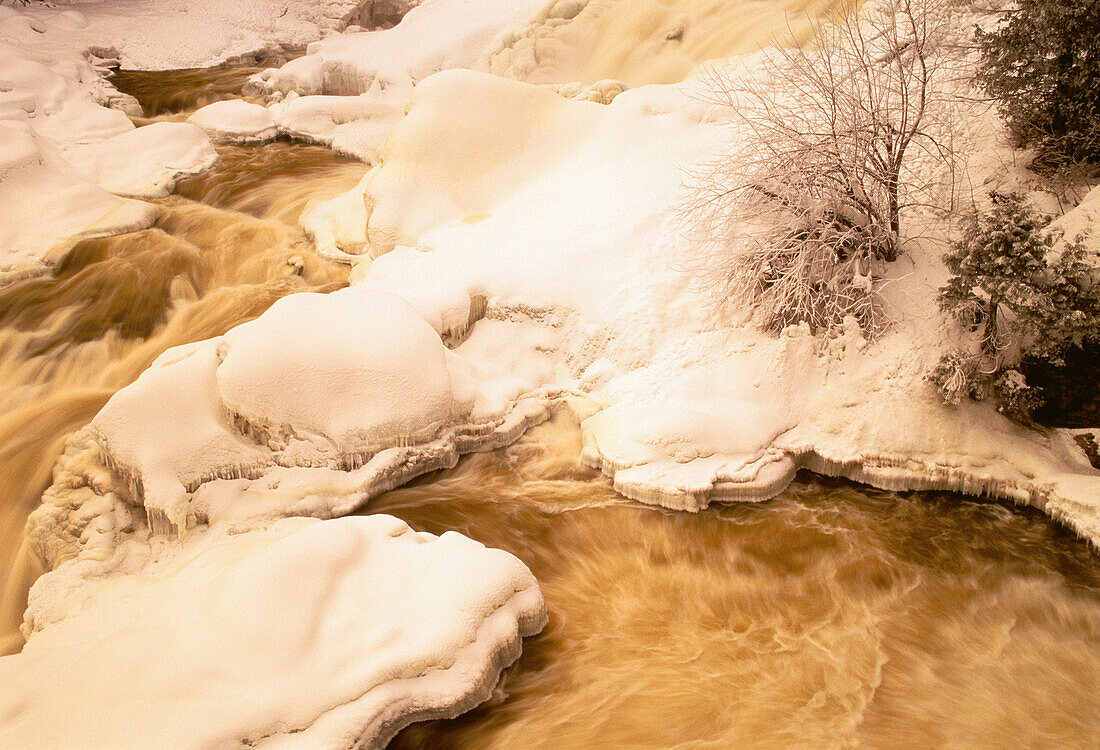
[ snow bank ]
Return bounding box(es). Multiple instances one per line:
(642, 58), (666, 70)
(342, 68), (1100, 541)
(258, 0), (551, 97)
(0, 6), (218, 278)
(2, 514), (546, 749)
(188, 99), (278, 144)
(15, 0), (394, 71)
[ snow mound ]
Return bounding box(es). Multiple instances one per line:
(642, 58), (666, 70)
(217, 290), (454, 454)
(82, 286), (560, 535)
(2, 514), (546, 749)
(188, 99), (279, 144)
(258, 0), (551, 98)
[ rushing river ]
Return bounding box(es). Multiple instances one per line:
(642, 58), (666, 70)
(1, 64), (1098, 746)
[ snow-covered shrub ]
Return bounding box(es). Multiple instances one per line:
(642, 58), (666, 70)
(926, 348), (983, 405)
(977, 0), (1100, 165)
(684, 0), (950, 335)
(934, 191), (1100, 421)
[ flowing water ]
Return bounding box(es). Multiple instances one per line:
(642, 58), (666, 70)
(385, 415), (1100, 748)
(0, 72), (365, 654)
(1, 54), (1099, 747)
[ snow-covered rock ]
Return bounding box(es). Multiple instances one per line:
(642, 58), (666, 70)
(61, 121), (218, 198)
(77, 286), (561, 536)
(2, 514), (546, 749)
(0, 122), (159, 282)
(188, 99), (279, 144)
(270, 93), (402, 159)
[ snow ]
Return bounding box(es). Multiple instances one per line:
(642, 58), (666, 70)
(0, 5), (218, 278)
(270, 92), (403, 159)
(0, 122), (159, 281)
(258, 0), (551, 98)
(14, 0), (386, 71)
(188, 99), (278, 144)
(62, 121), (218, 197)
(6, 0), (1100, 744)
(216, 290), (454, 455)
(81, 286), (562, 535)
(2, 514), (546, 749)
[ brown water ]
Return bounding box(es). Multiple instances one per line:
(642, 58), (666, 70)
(385, 415), (1100, 748)
(0, 72), (366, 654)
(3, 61), (1100, 747)
(108, 48), (300, 117)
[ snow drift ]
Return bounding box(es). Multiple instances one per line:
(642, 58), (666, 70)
(2, 514), (546, 749)
(344, 67), (1100, 541)
(0, 6), (217, 280)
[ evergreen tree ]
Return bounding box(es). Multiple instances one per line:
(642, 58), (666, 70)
(977, 0), (1100, 163)
(933, 192), (1100, 420)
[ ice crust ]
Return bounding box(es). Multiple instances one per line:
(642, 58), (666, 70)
(1, 515), (546, 749)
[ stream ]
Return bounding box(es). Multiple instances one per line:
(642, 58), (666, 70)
(0, 63), (1097, 747)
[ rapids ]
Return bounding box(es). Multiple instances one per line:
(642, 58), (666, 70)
(1, 56), (1098, 748)
(0, 71), (364, 654)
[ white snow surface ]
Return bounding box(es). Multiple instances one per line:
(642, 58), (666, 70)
(0, 6), (218, 279)
(2, 514), (546, 749)
(258, 0), (551, 97)
(188, 99), (278, 144)
(13, 0), (388, 71)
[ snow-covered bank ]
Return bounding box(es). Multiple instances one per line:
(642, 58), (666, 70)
(62, 286), (562, 536)
(0, 6), (219, 280)
(2, 514), (545, 749)
(13, 0), (389, 71)
(306, 64), (1099, 542)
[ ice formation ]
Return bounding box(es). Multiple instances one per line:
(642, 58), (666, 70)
(188, 100), (279, 144)
(2, 515), (546, 749)
(0, 7), (218, 278)
(75, 286), (560, 536)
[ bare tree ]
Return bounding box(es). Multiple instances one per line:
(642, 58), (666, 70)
(684, 0), (952, 334)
